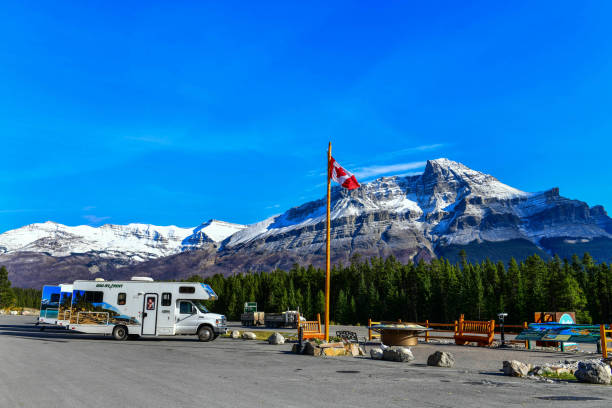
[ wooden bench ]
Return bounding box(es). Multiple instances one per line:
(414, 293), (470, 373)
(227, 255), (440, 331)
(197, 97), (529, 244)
(298, 313), (324, 340)
(368, 318), (381, 341)
(602, 324), (612, 358)
(454, 314), (495, 346)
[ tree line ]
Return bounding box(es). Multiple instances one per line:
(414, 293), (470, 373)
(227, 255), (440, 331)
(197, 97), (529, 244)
(0, 265), (42, 309)
(192, 252), (612, 325)
(2, 251), (612, 325)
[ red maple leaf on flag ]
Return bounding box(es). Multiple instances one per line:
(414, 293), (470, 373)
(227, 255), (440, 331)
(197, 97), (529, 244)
(329, 157), (360, 190)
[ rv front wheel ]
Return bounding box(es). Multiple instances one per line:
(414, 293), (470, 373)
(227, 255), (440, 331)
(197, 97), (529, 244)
(197, 325), (214, 342)
(112, 325), (128, 341)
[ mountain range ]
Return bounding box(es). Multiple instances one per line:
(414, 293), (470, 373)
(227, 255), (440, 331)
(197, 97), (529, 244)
(2, 158), (612, 288)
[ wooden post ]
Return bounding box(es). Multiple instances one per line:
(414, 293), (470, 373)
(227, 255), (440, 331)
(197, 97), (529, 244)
(368, 318), (372, 341)
(425, 320), (429, 342)
(523, 321), (529, 349)
(325, 142), (332, 342)
(296, 312), (301, 336)
(601, 324), (608, 358)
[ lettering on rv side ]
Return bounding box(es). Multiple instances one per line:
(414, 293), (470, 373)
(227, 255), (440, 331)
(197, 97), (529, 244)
(95, 283), (124, 288)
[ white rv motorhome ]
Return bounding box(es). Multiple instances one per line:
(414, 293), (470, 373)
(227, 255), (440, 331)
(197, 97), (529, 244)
(38, 284), (73, 328)
(67, 277), (226, 341)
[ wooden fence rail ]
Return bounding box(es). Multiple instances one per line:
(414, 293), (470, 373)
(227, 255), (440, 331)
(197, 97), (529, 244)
(369, 317), (529, 348)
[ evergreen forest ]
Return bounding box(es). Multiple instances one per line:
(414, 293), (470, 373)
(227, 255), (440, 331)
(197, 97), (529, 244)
(192, 252), (612, 325)
(3, 252), (612, 325)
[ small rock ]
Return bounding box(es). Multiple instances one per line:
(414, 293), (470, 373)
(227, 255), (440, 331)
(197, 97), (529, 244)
(231, 330), (241, 339)
(323, 347), (347, 356)
(303, 341), (322, 356)
(291, 343), (302, 354)
(553, 367), (571, 376)
(10, 310), (18, 315)
(383, 347), (414, 363)
(427, 351), (455, 368)
(503, 360), (529, 377)
(574, 362), (611, 385)
(370, 347), (383, 360)
(347, 343), (360, 357)
(268, 332), (285, 345)
(241, 331), (257, 340)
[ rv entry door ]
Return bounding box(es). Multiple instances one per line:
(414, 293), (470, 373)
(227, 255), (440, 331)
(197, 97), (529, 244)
(142, 294), (158, 335)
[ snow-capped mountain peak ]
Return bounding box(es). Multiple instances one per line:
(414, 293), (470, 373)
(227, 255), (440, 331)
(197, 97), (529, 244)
(0, 219), (246, 259)
(3, 158), (612, 288)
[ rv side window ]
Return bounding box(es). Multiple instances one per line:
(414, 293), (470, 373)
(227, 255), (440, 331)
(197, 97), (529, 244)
(84, 291), (104, 303)
(179, 301), (194, 315)
(179, 286), (195, 294)
(117, 293), (126, 305)
(50, 294), (60, 303)
(161, 293), (171, 306)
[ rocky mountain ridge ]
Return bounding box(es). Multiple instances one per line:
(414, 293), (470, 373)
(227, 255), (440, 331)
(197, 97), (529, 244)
(2, 158), (612, 287)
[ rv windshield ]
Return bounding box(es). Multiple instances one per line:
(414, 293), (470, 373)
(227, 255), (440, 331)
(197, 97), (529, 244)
(194, 302), (209, 314)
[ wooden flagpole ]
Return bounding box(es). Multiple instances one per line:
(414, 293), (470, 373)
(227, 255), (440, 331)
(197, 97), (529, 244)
(325, 141), (332, 342)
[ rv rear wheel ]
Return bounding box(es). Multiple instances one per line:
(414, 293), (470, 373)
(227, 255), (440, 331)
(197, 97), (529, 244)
(197, 325), (214, 342)
(112, 325), (128, 341)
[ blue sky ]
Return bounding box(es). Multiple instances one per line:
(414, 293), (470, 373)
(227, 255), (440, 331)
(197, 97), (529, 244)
(2, 1), (612, 233)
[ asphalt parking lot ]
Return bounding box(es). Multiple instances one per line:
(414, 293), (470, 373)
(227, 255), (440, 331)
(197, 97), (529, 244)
(0, 315), (609, 408)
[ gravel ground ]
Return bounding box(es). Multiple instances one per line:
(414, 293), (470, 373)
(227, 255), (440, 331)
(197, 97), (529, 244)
(1, 315), (609, 408)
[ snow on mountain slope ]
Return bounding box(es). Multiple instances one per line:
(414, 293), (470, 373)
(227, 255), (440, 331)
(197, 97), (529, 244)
(226, 158), (611, 251)
(0, 219), (245, 260)
(4, 157), (612, 289)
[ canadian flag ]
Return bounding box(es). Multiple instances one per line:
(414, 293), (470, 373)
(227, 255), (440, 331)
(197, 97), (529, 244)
(329, 157), (360, 190)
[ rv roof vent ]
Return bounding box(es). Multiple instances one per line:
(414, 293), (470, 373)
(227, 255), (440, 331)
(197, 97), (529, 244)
(94, 278), (105, 281)
(131, 276), (154, 282)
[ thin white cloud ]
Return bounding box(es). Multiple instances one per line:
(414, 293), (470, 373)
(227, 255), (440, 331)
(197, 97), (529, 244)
(395, 171), (424, 177)
(83, 215), (111, 224)
(265, 204), (281, 209)
(375, 143), (447, 161)
(354, 161), (427, 179)
(414, 143), (445, 151)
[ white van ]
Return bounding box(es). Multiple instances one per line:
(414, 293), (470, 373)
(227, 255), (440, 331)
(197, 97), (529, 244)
(67, 277), (226, 341)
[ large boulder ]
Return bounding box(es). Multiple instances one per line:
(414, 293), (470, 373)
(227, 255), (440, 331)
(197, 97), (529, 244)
(503, 360), (529, 377)
(370, 347), (384, 360)
(231, 330), (241, 339)
(241, 331), (257, 340)
(427, 351), (455, 368)
(268, 332), (285, 345)
(382, 347), (414, 363)
(574, 362), (612, 384)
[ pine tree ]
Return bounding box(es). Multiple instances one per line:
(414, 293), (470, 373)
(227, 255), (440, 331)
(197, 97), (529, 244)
(315, 290), (325, 319)
(505, 258), (526, 322)
(336, 289), (349, 323)
(0, 266), (15, 309)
